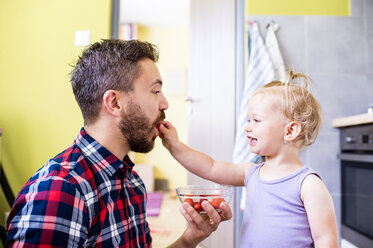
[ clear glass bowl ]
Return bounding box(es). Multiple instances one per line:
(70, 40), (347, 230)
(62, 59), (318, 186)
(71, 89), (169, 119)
(176, 184), (233, 214)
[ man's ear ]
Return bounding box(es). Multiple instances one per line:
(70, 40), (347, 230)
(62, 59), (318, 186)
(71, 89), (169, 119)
(102, 90), (123, 117)
(284, 121), (302, 143)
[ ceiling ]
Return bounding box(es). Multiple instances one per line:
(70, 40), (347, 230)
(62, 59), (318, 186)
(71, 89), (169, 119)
(119, 0), (190, 27)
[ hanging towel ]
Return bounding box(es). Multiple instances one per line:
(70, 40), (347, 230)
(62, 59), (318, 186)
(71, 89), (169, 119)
(265, 21), (286, 81)
(232, 22), (275, 211)
(233, 22), (274, 164)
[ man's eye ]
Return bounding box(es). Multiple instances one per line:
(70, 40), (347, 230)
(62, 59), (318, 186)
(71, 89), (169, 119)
(153, 90), (161, 94)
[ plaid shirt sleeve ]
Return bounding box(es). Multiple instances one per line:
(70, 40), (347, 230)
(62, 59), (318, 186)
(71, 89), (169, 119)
(7, 174), (89, 247)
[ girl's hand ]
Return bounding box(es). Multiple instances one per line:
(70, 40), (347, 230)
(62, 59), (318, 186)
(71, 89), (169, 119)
(157, 121), (179, 151)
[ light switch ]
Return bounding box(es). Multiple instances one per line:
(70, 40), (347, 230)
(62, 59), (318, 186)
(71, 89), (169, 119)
(74, 30), (91, 47)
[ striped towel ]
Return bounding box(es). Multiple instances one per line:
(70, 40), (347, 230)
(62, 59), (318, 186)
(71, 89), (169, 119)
(233, 22), (275, 210)
(265, 21), (286, 81)
(233, 22), (274, 164)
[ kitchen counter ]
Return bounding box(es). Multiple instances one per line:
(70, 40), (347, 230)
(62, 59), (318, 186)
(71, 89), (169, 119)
(147, 192), (186, 248)
(332, 113), (373, 128)
(147, 192), (206, 248)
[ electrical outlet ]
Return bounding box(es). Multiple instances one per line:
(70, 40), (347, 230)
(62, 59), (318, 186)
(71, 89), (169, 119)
(74, 30), (91, 47)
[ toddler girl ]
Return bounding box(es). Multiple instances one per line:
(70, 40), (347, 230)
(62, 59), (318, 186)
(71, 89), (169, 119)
(159, 71), (339, 248)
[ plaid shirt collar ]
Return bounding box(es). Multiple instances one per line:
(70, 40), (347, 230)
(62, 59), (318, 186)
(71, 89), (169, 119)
(75, 127), (135, 178)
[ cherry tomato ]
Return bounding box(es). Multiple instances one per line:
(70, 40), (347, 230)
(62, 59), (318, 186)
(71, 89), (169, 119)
(199, 198), (208, 203)
(193, 202), (203, 211)
(210, 198), (225, 209)
(156, 123), (162, 131)
(184, 198), (194, 206)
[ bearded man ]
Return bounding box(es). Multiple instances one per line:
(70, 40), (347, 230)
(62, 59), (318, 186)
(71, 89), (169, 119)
(6, 39), (232, 248)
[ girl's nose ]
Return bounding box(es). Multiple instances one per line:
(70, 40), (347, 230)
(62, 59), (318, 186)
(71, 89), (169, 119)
(245, 122), (251, 132)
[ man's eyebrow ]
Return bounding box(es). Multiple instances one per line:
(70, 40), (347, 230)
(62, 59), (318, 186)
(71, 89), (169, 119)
(151, 79), (163, 86)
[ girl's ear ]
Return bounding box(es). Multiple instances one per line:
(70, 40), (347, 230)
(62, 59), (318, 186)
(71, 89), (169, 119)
(284, 121), (302, 143)
(102, 90), (123, 117)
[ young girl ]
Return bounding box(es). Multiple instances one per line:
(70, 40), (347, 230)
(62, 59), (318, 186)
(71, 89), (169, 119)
(158, 71), (339, 248)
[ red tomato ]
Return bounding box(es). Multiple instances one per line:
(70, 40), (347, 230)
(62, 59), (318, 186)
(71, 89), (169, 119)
(184, 198), (194, 206)
(210, 198), (225, 209)
(193, 202), (203, 211)
(199, 198), (208, 203)
(156, 123), (162, 131)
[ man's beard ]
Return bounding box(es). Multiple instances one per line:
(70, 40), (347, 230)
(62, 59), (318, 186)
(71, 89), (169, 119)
(119, 101), (165, 153)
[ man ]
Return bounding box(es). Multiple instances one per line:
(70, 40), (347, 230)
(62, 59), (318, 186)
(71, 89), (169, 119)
(6, 39), (232, 247)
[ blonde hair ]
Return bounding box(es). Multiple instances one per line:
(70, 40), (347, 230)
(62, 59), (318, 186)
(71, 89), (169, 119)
(252, 70), (322, 148)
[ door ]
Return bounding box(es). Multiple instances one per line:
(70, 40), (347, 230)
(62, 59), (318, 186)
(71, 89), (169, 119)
(188, 0), (238, 247)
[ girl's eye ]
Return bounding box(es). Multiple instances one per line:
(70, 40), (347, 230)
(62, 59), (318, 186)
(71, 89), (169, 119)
(247, 118), (260, 123)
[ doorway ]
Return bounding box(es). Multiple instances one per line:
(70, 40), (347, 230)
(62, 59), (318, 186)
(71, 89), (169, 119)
(116, 0), (190, 192)
(115, 1), (191, 247)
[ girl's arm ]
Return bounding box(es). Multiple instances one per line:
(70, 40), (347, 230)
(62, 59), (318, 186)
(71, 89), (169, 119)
(301, 174), (339, 248)
(159, 121), (252, 186)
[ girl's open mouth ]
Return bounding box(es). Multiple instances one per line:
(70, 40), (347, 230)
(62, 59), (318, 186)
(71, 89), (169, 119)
(247, 136), (258, 146)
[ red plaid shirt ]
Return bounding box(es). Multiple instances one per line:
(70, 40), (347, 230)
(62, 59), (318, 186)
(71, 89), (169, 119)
(7, 128), (152, 247)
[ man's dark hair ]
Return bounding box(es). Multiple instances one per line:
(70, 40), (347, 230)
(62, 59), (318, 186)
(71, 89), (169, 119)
(71, 39), (159, 125)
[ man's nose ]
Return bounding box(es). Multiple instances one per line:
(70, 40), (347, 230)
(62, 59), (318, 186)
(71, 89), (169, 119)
(160, 95), (169, 111)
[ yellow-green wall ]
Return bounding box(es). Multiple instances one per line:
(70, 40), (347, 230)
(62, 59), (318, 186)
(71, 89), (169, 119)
(0, 0), (111, 227)
(135, 26), (189, 190)
(0, 0), (351, 232)
(246, 0), (350, 15)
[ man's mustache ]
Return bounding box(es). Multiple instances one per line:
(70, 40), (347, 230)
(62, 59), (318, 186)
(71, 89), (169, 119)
(152, 111), (166, 127)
